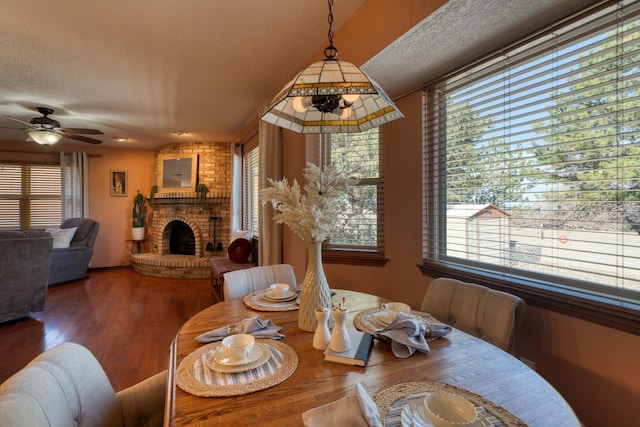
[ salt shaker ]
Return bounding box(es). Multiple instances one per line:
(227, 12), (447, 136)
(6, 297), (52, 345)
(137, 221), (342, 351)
(313, 308), (331, 350)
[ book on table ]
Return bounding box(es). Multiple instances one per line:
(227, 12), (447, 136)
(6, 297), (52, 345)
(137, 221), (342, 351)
(324, 330), (373, 366)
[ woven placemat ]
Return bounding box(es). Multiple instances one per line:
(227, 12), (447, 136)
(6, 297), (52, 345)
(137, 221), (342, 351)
(353, 308), (441, 342)
(373, 382), (527, 427)
(176, 340), (298, 397)
(243, 289), (299, 312)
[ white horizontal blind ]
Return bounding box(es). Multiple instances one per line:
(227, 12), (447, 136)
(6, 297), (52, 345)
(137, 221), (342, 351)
(325, 127), (384, 251)
(0, 163), (61, 230)
(424, 0), (640, 306)
(243, 144), (260, 237)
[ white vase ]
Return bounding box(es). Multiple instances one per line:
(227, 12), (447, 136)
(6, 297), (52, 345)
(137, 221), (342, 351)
(298, 240), (333, 332)
(131, 226), (145, 241)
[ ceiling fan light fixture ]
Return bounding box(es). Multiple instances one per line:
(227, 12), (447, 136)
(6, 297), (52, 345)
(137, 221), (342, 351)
(260, 0), (403, 134)
(28, 130), (62, 146)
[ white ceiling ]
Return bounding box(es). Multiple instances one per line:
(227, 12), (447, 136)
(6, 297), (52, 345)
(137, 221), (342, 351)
(0, 0), (597, 150)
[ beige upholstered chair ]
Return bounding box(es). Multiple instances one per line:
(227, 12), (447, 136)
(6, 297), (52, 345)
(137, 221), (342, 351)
(223, 264), (297, 300)
(0, 342), (165, 427)
(420, 277), (525, 354)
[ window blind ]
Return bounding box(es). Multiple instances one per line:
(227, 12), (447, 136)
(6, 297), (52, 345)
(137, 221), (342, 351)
(243, 145), (260, 237)
(423, 0), (640, 314)
(0, 163), (61, 230)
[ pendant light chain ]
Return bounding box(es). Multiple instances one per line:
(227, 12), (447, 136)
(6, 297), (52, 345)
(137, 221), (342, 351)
(324, 0), (338, 60)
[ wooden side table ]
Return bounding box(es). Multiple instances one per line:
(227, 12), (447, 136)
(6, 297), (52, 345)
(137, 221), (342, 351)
(209, 258), (254, 303)
(126, 239), (147, 254)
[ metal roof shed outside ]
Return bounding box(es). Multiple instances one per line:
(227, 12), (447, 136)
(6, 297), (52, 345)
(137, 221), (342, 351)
(446, 204), (510, 263)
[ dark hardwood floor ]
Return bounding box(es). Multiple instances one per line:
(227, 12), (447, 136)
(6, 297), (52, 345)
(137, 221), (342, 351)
(0, 268), (214, 391)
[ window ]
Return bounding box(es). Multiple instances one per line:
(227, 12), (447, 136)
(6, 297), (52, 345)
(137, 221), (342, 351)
(0, 163), (61, 230)
(422, 0), (640, 332)
(323, 127), (386, 266)
(243, 144), (259, 237)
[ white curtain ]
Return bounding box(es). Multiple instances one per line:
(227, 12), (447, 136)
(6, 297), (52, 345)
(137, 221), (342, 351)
(230, 143), (243, 234)
(60, 152), (89, 219)
(258, 121), (283, 265)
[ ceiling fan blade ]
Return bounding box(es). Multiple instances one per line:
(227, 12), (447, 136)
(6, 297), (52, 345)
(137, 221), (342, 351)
(1, 114), (31, 126)
(63, 127), (103, 135)
(66, 134), (102, 144)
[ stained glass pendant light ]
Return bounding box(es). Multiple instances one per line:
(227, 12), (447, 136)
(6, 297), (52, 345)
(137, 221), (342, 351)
(260, 0), (403, 134)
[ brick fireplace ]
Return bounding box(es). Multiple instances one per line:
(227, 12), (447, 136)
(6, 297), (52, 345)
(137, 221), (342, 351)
(130, 142), (232, 278)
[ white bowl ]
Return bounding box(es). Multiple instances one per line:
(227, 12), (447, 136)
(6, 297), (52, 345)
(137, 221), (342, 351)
(423, 392), (478, 426)
(268, 283), (290, 298)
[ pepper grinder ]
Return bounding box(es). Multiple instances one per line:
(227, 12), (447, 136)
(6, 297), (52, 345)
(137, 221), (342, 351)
(313, 308), (331, 350)
(329, 307), (351, 352)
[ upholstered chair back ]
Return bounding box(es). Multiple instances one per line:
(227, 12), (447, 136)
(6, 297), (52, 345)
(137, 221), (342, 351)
(60, 217), (100, 248)
(223, 264), (297, 300)
(0, 342), (165, 427)
(420, 277), (525, 354)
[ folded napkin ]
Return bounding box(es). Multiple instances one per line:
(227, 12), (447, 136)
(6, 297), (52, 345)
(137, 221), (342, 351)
(195, 316), (285, 343)
(302, 383), (382, 427)
(376, 312), (451, 358)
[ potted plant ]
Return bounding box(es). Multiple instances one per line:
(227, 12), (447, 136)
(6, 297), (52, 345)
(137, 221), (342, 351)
(196, 183), (209, 199)
(132, 190), (146, 241)
(148, 185), (158, 206)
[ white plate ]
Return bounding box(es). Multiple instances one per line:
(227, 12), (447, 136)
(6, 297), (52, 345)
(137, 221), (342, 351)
(262, 290), (296, 301)
(373, 311), (394, 327)
(211, 343), (263, 366)
(206, 343), (272, 373)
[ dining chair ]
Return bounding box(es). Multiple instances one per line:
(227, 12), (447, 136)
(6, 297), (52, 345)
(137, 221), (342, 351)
(420, 277), (525, 354)
(222, 264), (297, 300)
(0, 342), (165, 427)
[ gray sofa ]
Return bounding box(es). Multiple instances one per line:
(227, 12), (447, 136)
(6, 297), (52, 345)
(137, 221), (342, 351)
(0, 230), (53, 323)
(47, 218), (100, 286)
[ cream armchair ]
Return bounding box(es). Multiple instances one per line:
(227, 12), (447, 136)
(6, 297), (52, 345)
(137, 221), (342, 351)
(223, 264), (297, 300)
(420, 277), (525, 354)
(0, 342), (165, 427)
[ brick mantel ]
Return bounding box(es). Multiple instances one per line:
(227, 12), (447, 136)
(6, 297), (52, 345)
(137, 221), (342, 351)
(131, 141), (232, 279)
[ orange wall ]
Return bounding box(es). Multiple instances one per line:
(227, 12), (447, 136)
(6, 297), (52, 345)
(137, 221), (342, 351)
(85, 146), (154, 267)
(279, 1), (640, 425)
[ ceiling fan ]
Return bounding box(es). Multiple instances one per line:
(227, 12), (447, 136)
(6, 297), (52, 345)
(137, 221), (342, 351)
(2, 107), (103, 145)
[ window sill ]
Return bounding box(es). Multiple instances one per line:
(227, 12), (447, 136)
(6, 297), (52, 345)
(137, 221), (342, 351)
(419, 261), (640, 336)
(322, 250), (388, 267)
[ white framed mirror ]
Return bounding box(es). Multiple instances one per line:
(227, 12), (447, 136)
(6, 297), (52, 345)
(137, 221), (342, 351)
(158, 154), (197, 192)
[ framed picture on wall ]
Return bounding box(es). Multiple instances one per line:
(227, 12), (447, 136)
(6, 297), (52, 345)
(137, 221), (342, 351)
(110, 170), (127, 197)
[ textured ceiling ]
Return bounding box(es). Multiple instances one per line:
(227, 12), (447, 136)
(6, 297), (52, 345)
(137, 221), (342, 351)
(0, 0), (366, 149)
(0, 0), (597, 150)
(364, 0), (599, 100)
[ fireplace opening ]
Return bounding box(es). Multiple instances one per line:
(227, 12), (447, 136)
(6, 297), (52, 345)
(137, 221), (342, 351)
(168, 220), (195, 255)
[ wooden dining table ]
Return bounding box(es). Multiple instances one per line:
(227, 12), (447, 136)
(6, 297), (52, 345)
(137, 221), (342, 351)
(165, 289), (580, 426)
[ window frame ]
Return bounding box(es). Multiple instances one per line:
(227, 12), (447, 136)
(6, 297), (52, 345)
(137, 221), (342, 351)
(421, 0), (640, 335)
(322, 128), (387, 266)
